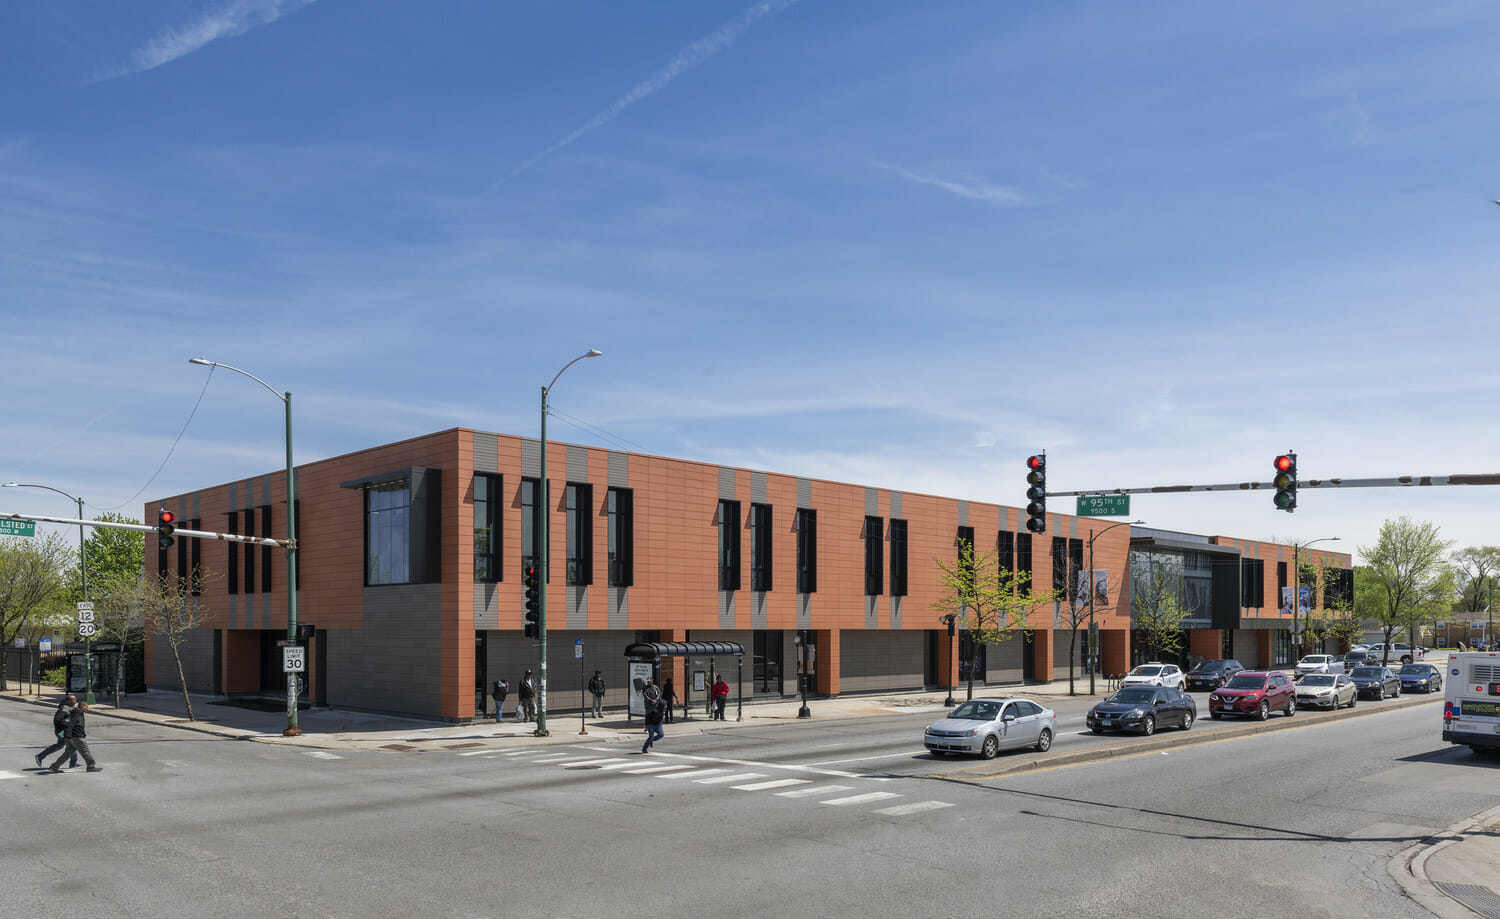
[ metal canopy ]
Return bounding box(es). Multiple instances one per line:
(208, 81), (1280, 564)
(623, 640), (746, 661)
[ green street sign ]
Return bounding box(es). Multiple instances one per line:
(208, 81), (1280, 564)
(0, 518), (38, 538)
(1077, 495), (1130, 517)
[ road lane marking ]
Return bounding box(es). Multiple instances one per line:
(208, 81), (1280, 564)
(804, 750), (928, 766)
(654, 768), (730, 780)
(694, 772), (766, 784)
(732, 778), (812, 791)
(821, 792), (902, 806)
(622, 764), (696, 775)
(557, 758), (627, 768)
(774, 784), (854, 798)
(303, 751), (341, 760)
(872, 801), (954, 816)
(0, 771), (22, 780)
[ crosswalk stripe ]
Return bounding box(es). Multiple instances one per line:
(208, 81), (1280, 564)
(693, 772), (765, 785)
(653, 768), (730, 780)
(820, 792), (902, 806)
(581, 761), (639, 771)
(774, 784), (854, 798)
(732, 778), (810, 792)
(622, 764), (695, 775)
(558, 758), (627, 768)
(0, 771), (22, 781)
(872, 801), (954, 816)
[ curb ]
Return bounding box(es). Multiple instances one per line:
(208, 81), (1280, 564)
(1391, 802), (1500, 919)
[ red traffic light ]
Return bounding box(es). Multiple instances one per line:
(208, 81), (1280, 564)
(160, 510), (176, 524)
(1027, 455), (1044, 470)
(1274, 455), (1293, 473)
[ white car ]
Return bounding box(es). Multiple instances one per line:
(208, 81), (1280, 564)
(1121, 663), (1185, 690)
(1295, 673), (1357, 709)
(1294, 654), (1344, 677)
(924, 697), (1057, 759)
(1368, 643), (1422, 664)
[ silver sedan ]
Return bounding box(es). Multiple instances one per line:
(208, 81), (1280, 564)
(924, 697), (1056, 759)
(1294, 673), (1357, 710)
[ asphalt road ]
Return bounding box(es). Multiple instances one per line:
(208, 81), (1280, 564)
(4, 691), (1494, 919)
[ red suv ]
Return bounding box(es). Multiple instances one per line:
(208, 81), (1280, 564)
(1208, 670), (1297, 721)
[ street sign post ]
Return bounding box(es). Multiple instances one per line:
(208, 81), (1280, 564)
(0, 519), (37, 537)
(1077, 495), (1131, 516)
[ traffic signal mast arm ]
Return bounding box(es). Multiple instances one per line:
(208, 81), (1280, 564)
(0, 512), (290, 547)
(1045, 472), (1500, 498)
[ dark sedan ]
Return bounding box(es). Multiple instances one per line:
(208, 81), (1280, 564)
(1398, 663), (1443, 694)
(1087, 686), (1196, 736)
(1185, 659), (1244, 692)
(1349, 665), (1400, 699)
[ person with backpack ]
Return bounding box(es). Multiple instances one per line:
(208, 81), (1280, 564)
(517, 671), (536, 722)
(35, 694), (79, 769)
(490, 679), (508, 723)
(588, 670), (606, 718)
(641, 678), (665, 753)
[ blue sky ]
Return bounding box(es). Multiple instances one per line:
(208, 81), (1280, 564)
(3, 0), (1499, 565)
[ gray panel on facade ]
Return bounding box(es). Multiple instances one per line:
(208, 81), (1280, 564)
(751, 471), (767, 505)
(474, 582), (499, 631)
(751, 592), (767, 630)
(719, 467), (736, 500)
(226, 595), (237, 629)
(719, 590), (735, 628)
(609, 586), (628, 629)
(261, 592), (272, 627)
(836, 630), (924, 693)
(608, 450), (629, 487)
(473, 432), (499, 474)
(797, 594), (810, 630)
(957, 501), (969, 527)
(567, 585), (587, 629)
(988, 635), (1025, 685)
(327, 583), (445, 718)
(888, 595), (902, 629)
(566, 444), (588, 481)
(797, 478), (811, 508)
(890, 492), (902, 519)
(865, 595), (878, 629)
(865, 487), (878, 517)
(520, 438), (540, 478)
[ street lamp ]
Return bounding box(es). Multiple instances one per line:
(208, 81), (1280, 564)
(1086, 519), (1144, 696)
(535, 348), (602, 737)
(1290, 536), (1340, 660)
(939, 614), (956, 706)
(794, 630), (812, 718)
(189, 358), (301, 736)
(4, 482), (91, 702)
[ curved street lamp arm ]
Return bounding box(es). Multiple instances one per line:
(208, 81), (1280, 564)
(189, 358), (287, 403)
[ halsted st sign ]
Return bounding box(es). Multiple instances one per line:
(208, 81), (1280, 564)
(0, 518), (37, 537)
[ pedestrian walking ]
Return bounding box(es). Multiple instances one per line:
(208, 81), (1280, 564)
(48, 700), (101, 773)
(588, 670), (606, 719)
(712, 675), (729, 721)
(491, 679), (508, 723)
(517, 670), (536, 722)
(641, 679), (665, 753)
(661, 677), (677, 724)
(35, 694), (79, 769)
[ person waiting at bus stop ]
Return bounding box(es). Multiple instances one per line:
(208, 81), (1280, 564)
(711, 675), (729, 721)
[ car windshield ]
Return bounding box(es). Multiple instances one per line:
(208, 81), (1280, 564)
(1351, 667), (1385, 678)
(1224, 674), (1266, 689)
(948, 701), (1002, 720)
(1299, 656), (1328, 664)
(1129, 666), (1163, 676)
(1107, 688), (1157, 704)
(1298, 675), (1336, 687)
(1192, 661), (1227, 672)
(1399, 665), (1428, 675)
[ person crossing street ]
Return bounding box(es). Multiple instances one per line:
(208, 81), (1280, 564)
(48, 699), (102, 773)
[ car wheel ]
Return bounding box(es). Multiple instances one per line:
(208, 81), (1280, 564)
(1257, 700), (1270, 721)
(1347, 695), (1356, 709)
(1035, 728), (1052, 752)
(981, 735), (1000, 759)
(1181, 711), (1194, 731)
(1401, 655), (1412, 665)
(1285, 696), (1296, 717)
(1141, 715), (1155, 736)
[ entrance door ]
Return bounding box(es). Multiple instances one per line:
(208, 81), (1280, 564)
(475, 632), (488, 717)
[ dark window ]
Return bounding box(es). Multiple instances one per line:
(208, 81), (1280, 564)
(957, 526), (975, 590)
(565, 483), (593, 586)
(718, 500), (741, 591)
(1277, 560), (1287, 603)
(997, 530), (1014, 579)
(1051, 537), (1068, 594)
(889, 519), (908, 597)
(864, 516), (884, 596)
(226, 510), (239, 594)
(607, 487), (633, 587)
(243, 506), (256, 595)
(520, 477), (547, 580)
(474, 473), (502, 582)
(1068, 538), (1083, 601)
(750, 503), (772, 591)
(176, 517), (188, 580)
(1240, 558), (1265, 607)
(365, 479), (411, 586)
(1017, 532), (1033, 594)
(261, 504), (273, 594)
(189, 518), (201, 595)
(796, 508), (817, 593)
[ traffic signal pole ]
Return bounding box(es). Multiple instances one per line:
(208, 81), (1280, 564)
(1047, 471), (1500, 499)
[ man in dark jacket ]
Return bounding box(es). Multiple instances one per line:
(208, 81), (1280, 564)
(517, 671), (536, 723)
(35, 694), (78, 769)
(491, 679), (508, 723)
(588, 670), (606, 718)
(48, 700), (102, 773)
(641, 679), (665, 754)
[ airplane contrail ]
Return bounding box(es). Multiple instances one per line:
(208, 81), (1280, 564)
(91, 0), (319, 83)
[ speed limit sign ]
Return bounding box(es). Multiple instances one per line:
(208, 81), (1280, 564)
(283, 646), (306, 673)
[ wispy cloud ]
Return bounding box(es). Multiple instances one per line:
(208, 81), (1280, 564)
(91, 0), (318, 82)
(872, 161), (1030, 206)
(488, 0), (801, 191)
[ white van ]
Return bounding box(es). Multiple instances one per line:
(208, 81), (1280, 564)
(1443, 651), (1500, 754)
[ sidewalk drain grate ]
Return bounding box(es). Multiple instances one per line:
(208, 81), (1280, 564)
(1435, 882), (1500, 919)
(380, 743), (418, 751)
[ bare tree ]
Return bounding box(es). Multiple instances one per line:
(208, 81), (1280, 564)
(101, 568), (218, 720)
(932, 539), (1058, 701)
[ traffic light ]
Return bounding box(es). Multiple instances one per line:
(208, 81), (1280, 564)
(523, 565), (540, 638)
(1273, 453), (1298, 512)
(157, 508), (176, 549)
(1025, 454), (1047, 533)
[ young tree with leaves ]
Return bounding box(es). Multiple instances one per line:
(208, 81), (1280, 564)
(1450, 546), (1500, 618)
(1130, 551), (1191, 664)
(1358, 516), (1453, 666)
(0, 532), (74, 688)
(931, 538), (1057, 702)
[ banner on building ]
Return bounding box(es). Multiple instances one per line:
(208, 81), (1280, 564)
(1280, 585), (1312, 618)
(1076, 569), (1109, 606)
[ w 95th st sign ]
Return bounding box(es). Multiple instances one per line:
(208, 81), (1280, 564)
(0, 519), (37, 538)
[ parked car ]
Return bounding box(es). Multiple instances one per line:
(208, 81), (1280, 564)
(1295, 673), (1357, 710)
(1208, 670), (1297, 720)
(1398, 663), (1443, 694)
(1368, 642), (1421, 664)
(1294, 654), (1345, 677)
(924, 697), (1056, 759)
(1349, 644), (1370, 653)
(1087, 686), (1196, 736)
(1122, 663), (1186, 690)
(1342, 651), (1377, 669)
(1348, 665), (1400, 699)
(1185, 659), (1244, 692)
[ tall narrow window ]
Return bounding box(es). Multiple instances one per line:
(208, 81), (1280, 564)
(1051, 537), (1068, 594)
(997, 531), (1015, 580)
(365, 479), (411, 586)
(243, 506), (256, 595)
(796, 508), (817, 593)
(864, 516), (884, 596)
(520, 477), (547, 580)
(226, 511), (239, 594)
(189, 518), (201, 596)
(607, 487), (633, 587)
(1069, 537), (1083, 601)
(261, 504), (274, 594)
(750, 503), (772, 591)
(474, 474), (502, 582)
(957, 526), (975, 591)
(565, 482), (593, 586)
(889, 519), (908, 596)
(718, 500), (741, 591)
(1016, 532), (1034, 594)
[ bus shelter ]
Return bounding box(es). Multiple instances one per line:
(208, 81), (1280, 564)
(623, 640), (744, 722)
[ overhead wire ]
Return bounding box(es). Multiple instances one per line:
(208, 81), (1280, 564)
(101, 365), (216, 512)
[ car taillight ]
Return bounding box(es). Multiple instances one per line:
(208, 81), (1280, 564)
(1444, 702), (1456, 723)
